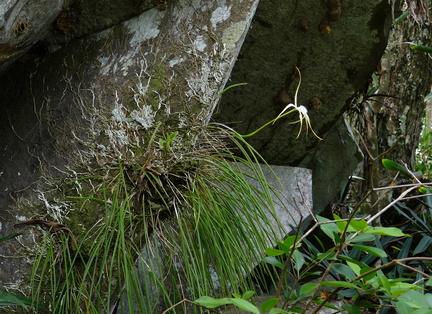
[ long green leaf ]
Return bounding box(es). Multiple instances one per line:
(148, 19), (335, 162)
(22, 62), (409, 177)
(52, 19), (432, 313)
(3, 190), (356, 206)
(261, 298), (279, 311)
(0, 232), (21, 243)
(228, 298), (260, 314)
(382, 159), (412, 176)
(411, 45), (432, 54)
(350, 244), (387, 257)
(194, 296), (231, 308)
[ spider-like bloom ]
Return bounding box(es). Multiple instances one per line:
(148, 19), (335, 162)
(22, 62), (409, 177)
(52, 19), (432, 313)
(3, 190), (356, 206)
(274, 67), (322, 140)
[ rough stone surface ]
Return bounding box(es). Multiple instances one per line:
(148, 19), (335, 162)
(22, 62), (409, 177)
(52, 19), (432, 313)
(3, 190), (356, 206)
(0, 0), (163, 75)
(0, 0), (260, 302)
(213, 0), (390, 213)
(0, 0), (63, 74)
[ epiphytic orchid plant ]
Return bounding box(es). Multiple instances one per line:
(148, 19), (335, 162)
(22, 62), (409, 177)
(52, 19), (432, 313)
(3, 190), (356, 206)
(241, 67), (322, 140)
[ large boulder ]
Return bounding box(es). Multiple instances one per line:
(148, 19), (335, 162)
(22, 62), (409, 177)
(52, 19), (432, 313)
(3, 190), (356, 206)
(0, 0), (63, 74)
(214, 0), (391, 212)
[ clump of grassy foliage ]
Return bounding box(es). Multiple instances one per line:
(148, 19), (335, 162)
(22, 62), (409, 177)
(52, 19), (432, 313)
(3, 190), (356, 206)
(19, 123), (294, 313)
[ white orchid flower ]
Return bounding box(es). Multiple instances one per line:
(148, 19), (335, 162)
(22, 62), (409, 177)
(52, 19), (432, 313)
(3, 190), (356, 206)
(241, 67), (321, 140)
(273, 67), (322, 140)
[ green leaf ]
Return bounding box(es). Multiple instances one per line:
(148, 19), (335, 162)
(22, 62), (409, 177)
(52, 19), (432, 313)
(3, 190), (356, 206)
(288, 307), (303, 313)
(266, 247), (285, 256)
(241, 291), (255, 300)
(349, 219), (368, 231)
(269, 308), (291, 314)
(350, 244), (387, 257)
(347, 233), (375, 243)
(218, 82), (248, 96)
(413, 236), (432, 256)
(263, 256), (284, 269)
(346, 261), (361, 277)
(261, 298), (280, 312)
(338, 255), (368, 270)
(319, 281), (359, 288)
(228, 298), (260, 314)
(333, 263), (356, 280)
(276, 241), (292, 255)
(419, 186), (431, 194)
(424, 92), (432, 102)
(300, 282), (318, 295)
(317, 215), (339, 242)
(392, 10), (409, 25)
(411, 45), (432, 54)
(378, 274), (391, 294)
(342, 304), (362, 314)
(0, 290), (48, 311)
(364, 226), (408, 237)
(293, 250), (305, 272)
(0, 233), (21, 243)
(195, 296), (231, 308)
(283, 235), (300, 249)
(382, 159), (412, 176)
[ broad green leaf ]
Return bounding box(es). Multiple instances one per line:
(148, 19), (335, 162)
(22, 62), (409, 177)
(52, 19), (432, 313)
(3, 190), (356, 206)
(232, 293), (241, 299)
(263, 256), (284, 269)
(293, 250), (305, 272)
(346, 261), (361, 277)
(350, 244), (387, 257)
(319, 281), (359, 288)
(317, 250), (337, 261)
(360, 266), (377, 282)
(300, 282), (317, 295)
(349, 219), (368, 231)
(276, 241), (292, 255)
(413, 236), (432, 255)
(266, 247), (285, 256)
(283, 235), (300, 249)
(338, 255), (368, 269)
(347, 233), (375, 243)
(241, 291), (255, 300)
(426, 277), (432, 287)
(317, 215), (339, 242)
(333, 214), (348, 232)
(261, 298), (279, 312)
(228, 298), (260, 314)
(342, 304), (362, 314)
(333, 263), (356, 280)
(194, 296), (231, 308)
(378, 274), (391, 294)
(382, 159), (412, 176)
(419, 186), (431, 194)
(336, 220), (348, 233)
(364, 226), (408, 237)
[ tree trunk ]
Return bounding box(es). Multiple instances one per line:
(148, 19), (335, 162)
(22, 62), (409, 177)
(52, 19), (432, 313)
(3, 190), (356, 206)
(347, 1), (432, 223)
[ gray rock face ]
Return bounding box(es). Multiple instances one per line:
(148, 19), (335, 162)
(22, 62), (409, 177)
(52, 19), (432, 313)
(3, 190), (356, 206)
(214, 0), (390, 213)
(0, 0), (161, 75)
(0, 0), (262, 308)
(0, 0), (63, 74)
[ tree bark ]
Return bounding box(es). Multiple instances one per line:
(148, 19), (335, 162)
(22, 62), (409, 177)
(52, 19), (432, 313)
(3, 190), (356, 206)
(348, 1), (432, 222)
